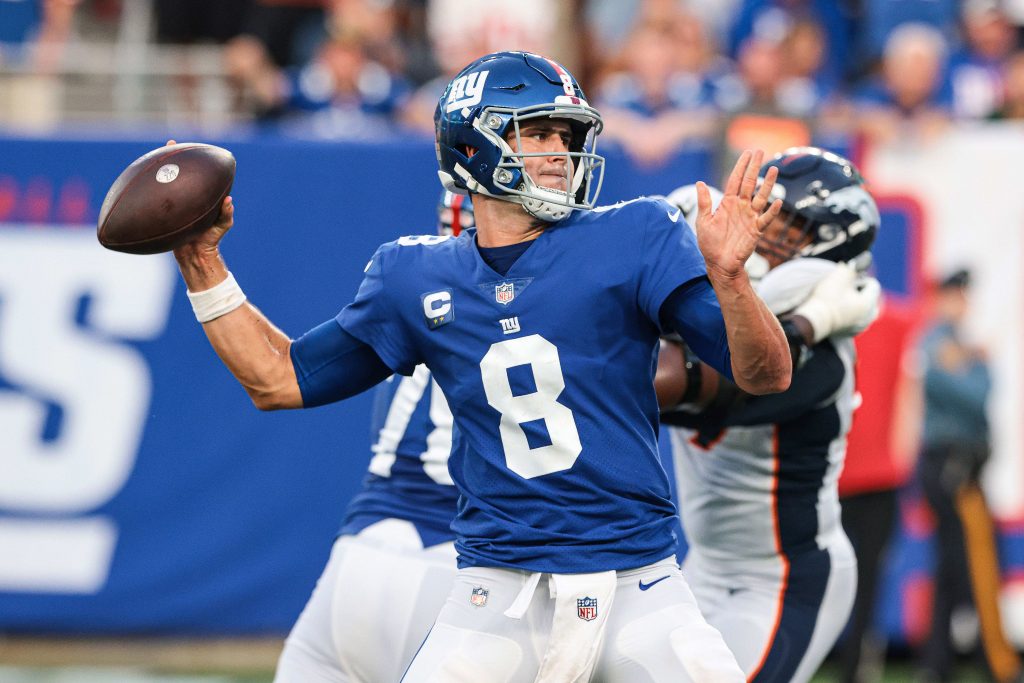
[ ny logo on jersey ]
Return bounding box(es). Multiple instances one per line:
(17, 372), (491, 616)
(499, 317), (520, 335)
(446, 70), (489, 113)
(577, 596), (598, 621)
(421, 289), (454, 329)
(495, 282), (515, 305)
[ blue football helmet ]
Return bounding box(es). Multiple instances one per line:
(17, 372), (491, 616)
(437, 189), (474, 237)
(435, 51), (605, 222)
(757, 147), (880, 264)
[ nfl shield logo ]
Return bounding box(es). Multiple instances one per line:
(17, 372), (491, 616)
(471, 586), (489, 607)
(495, 282), (515, 305)
(577, 596), (598, 621)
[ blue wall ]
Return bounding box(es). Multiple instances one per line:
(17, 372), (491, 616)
(0, 134), (1008, 644)
(0, 136), (715, 634)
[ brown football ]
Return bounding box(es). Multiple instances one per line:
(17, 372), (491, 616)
(97, 142), (236, 254)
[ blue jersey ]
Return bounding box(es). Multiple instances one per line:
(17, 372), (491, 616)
(340, 366), (459, 547)
(337, 197), (711, 573)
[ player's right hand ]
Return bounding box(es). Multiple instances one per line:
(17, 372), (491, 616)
(164, 138), (235, 260)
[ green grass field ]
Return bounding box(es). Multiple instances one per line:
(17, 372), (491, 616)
(0, 637), (992, 683)
(0, 662), (992, 683)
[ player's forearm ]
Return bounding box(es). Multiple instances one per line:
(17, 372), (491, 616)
(176, 249), (302, 410)
(708, 270), (791, 394)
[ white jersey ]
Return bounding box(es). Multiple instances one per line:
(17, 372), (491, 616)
(666, 258), (861, 682)
(672, 332), (857, 566)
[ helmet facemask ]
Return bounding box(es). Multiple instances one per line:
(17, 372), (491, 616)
(474, 102), (605, 222)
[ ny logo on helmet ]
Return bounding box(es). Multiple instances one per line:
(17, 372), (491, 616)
(446, 71), (490, 113)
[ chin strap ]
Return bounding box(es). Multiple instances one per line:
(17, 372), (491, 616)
(521, 189), (575, 222)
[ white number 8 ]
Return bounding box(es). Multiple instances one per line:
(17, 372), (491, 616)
(479, 335), (582, 479)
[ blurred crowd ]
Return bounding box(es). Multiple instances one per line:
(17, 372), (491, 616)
(4, 0), (1024, 157)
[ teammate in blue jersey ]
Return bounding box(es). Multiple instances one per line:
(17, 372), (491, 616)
(172, 51), (793, 681)
(273, 192), (470, 683)
(659, 148), (883, 683)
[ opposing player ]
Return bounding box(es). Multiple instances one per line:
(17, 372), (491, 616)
(173, 51), (792, 681)
(659, 147), (882, 682)
(273, 192), (470, 683)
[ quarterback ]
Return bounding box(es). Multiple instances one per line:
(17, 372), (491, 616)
(173, 51), (790, 681)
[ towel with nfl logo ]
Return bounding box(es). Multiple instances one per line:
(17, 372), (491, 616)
(535, 571), (617, 683)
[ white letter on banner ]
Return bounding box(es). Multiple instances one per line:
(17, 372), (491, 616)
(0, 229), (175, 592)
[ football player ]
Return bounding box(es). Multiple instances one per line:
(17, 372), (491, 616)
(173, 51), (792, 681)
(275, 184), (876, 683)
(659, 147), (882, 683)
(272, 192), (470, 683)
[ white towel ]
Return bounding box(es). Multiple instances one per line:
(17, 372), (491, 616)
(534, 571), (617, 683)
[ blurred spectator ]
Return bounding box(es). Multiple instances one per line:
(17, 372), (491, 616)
(990, 50), (1024, 118)
(852, 23), (952, 145)
(596, 14), (717, 167)
(226, 27), (410, 137)
(726, 0), (854, 85)
(711, 24), (844, 170)
(949, 0), (1019, 120)
(583, 0), (730, 86)
(858, 0), (959, 73)
(400, 0), (571, 135)
(0, 0), (81, 130)
(230, 0), (328, 71)
(0, 0), (81, 71)
(915, 269), (1021, 683)
(838, 297), (923, 683)
(326, 0), (406, 75)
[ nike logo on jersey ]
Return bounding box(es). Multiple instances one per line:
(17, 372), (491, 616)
(667, 208), (681, 223)
(638, 575), (671, 591)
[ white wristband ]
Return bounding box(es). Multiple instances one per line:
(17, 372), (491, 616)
(186, 271), (247, 323)
(792, 297), (833, 344)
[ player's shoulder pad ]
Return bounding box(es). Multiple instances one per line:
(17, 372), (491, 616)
(368, 233), (457, 270)
(756, 257), (838, 316)
(664, 183), (724, 229)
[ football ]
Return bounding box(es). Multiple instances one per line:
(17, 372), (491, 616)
(97, 142), (236, 254)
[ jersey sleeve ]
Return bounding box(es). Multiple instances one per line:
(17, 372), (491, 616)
(334, 243), (421, 376)
(659, 279), (733, 380)
(290, 320), (394, 407)
(636, 198), (708, 325)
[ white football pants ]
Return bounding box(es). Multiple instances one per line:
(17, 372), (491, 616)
(274, 519), (458, 683)
(683, 532), (857, 683)
(402, 556), (745, 683)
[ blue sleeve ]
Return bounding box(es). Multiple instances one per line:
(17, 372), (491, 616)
(290, 320), (394, 407)
(659, 277), (734, 381)
(334, 243), (421, 376)
(636, 198), (709, 326)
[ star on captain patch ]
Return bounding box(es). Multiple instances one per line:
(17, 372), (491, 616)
(470, 586), (489, 607)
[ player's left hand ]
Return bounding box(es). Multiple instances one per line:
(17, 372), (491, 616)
(695, 150), (781, 281)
